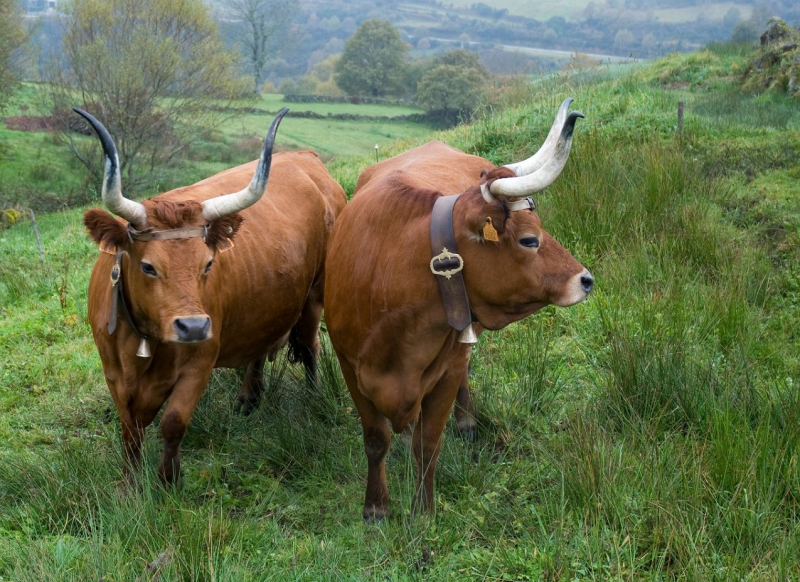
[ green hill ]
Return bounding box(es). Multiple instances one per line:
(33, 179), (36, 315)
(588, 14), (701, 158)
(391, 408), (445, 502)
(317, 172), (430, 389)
(1, 44), (799, 579)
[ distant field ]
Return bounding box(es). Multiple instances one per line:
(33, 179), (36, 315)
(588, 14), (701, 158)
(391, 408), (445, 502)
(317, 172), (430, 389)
(223, 95), (429, 157)
(254, 94), (424, 118)
(653, 2), (753, 23)
(0, 85), (433, 207)
(439, 0), (755, 22)
(224, 114), (431, 158)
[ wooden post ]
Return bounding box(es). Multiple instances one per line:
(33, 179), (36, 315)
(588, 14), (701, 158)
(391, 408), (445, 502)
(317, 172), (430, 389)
(29, 209), (45, 263)
(678, 101), (684, 136)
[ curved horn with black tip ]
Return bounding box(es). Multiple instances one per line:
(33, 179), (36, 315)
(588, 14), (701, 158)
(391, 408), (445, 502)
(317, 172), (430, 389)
(73, 108), (148, 230)
(503, 97), (574, 177)
(201, 108), (289, 222)
(489, 110), (583, 198)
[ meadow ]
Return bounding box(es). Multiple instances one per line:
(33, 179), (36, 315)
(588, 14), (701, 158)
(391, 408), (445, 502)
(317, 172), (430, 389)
(1, 43), (800, 579)
(0, 89), (430, 211)
(438, 0), (755, 23)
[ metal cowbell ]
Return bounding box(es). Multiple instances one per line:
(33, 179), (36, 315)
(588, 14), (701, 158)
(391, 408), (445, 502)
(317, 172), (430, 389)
(458, 323), (478, 344)
(136, 338), (152, 358)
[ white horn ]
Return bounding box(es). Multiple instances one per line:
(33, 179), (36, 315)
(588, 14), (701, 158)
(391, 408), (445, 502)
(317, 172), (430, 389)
(202, 108), (289, 222)
(73, 108), (147, 230)
(504, 97), (574, 177)
(489, 111), (583, 198)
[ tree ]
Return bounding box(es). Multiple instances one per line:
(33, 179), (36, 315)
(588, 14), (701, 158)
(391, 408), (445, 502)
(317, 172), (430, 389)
(723, 7), (742, 33)
(641, 32), (657, 57)
(48, 0), (247, 193)
(0, 0), (25, 113)
(731, 20), (760, 43)
(334, 19), (409, 97)
(415, 64), (485, 126)
(614, 28), (636, 52)
(430, 49), (488, 75)
(224, 0), (298, 96)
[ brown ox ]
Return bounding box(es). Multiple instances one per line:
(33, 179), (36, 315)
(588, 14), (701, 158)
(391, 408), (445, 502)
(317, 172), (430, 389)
(78, 109), (346, 484)
(325, 99), (593, 519)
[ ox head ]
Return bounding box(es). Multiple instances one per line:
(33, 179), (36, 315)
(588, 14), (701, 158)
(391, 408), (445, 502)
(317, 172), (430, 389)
(455, 99), (593, 330)
(78, 108), (288, 344)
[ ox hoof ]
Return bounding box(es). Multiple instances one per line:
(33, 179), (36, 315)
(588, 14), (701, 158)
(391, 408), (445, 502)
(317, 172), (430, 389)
(235, 397), (259, 416)
(363, 505), (388, 523)
(158, 472), (185, 492)
(457, 423), (477, 443)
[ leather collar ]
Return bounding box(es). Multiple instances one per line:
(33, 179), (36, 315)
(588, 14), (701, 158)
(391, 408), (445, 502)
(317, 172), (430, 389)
(429, 194), (473, 333)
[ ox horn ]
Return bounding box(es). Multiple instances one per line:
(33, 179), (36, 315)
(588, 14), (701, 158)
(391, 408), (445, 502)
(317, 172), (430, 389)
(201, 108), (289, 222)
(503, 97), (574, 177)
(73, 108), (148, 230)
(488, 110), (583, 198)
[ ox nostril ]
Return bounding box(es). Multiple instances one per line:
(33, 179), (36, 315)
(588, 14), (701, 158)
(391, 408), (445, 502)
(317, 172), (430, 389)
(581, 273), (594, 294)
(173, 316), (211, 343)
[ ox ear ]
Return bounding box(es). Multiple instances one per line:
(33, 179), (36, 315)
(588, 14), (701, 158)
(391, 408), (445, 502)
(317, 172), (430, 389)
(206, 213), (244, 253)
(84, 208), (129, 254)
(463, 194), (509, 241)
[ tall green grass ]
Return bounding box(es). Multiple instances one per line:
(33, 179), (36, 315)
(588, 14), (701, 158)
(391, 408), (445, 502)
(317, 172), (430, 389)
(1, 45), (800, 579)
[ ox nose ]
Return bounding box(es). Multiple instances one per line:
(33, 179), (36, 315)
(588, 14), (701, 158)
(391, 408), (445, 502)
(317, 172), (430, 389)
(173, 316), (211, 343)
(581, 272), (594, 295)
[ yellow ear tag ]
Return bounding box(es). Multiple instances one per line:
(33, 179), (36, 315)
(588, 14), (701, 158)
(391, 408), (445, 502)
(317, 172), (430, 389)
(483, 217), (499, 242)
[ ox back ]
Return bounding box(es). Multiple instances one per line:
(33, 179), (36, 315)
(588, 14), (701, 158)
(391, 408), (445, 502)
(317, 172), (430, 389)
(85, 145), (346, 485)
(325, 118), (592, 520)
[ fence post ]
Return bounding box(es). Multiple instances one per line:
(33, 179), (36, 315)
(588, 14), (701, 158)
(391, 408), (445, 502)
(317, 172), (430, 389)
(678, 101), (684, 136)
(30, 209), (45, 263)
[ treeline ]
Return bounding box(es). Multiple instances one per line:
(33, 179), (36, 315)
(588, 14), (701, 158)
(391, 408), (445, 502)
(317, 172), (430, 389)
(16, 0), (800, 87)
(279, 21), (496, 127)
(219, 0), (800, 82)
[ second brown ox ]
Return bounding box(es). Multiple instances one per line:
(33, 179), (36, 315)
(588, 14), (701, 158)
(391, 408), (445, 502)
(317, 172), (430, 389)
(79, 109), (346, 484)
(325, 99), (593, 519)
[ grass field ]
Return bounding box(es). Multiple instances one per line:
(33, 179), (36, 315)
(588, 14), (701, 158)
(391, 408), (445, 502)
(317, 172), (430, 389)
(1, 44), (800, 579)
(437, 0), (755, 22)
(0, 86), (430, 209)
(229, 95), (429, 157)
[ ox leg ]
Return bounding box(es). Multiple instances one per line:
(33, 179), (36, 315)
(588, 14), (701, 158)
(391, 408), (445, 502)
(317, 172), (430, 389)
(235, 355), (268, 415)
(108, 380), (164, 485)
(412, 370), (463, 514)
(340, 359), (392, 521)
(158, 369), (212, 486)
(453, 363), (477, 442)
(289, 281), (324, 388)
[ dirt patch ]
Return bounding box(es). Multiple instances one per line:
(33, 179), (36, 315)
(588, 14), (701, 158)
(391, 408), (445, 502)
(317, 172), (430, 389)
(3, 115), (56, 132)
(3, 114), (92, 134)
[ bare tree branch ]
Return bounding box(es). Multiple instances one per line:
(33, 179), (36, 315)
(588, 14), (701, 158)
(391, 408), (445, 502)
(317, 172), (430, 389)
(222, 0), (298, 95)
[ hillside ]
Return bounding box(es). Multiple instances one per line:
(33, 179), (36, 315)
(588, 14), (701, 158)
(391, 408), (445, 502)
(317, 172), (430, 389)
(22, 0), (800, 84)
(1, 43), (800, 579)
(281, 0), (800, 74)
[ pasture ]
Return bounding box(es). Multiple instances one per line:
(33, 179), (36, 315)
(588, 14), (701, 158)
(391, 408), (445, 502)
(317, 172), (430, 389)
(0, 87), (430, 211)
(437, 0), (755, 23)
(1, 44), (800, 579)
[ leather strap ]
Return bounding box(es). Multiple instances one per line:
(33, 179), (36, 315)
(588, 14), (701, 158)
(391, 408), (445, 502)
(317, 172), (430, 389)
(430, 194), (472, 332)
(108, 252), (148, 342)
(128, 225), (207, 242)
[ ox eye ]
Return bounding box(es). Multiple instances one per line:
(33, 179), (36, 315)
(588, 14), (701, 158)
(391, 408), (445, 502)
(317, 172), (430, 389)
(141, 262), (157, 276)
(519, 236), (540, 248)
(204, 259), (214, 274)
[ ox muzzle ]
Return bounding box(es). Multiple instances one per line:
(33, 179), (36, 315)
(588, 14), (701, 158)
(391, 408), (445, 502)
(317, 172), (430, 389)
(172, 316), (212, 343)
